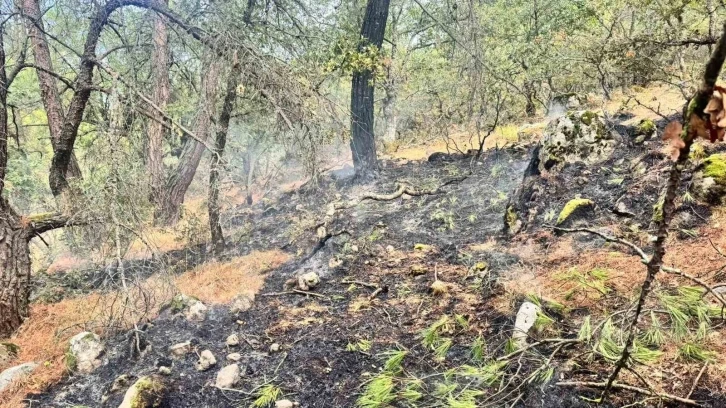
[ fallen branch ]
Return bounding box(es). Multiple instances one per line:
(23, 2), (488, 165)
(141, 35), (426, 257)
(555, 381), (699, 406)
(661, 266), (726, 309)
(335, 175), (469, 210)
(547, 225), (650, 263)
(260, 290), (328, 299)
(496, 338), (580, 361)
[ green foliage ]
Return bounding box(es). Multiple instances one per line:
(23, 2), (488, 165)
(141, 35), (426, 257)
(357, 374), (395, 408)
(252, 385), (282, 408)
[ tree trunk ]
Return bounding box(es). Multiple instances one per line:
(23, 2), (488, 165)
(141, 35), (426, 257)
(350, 0), (390, 179)
(147, 0), (170, 212)
(19, 0), (83, 181)
(156, 57), (221, 225)
(382, 81), (397, 142)
(0, 199), (32, 339)
(209, 56), (241, 257)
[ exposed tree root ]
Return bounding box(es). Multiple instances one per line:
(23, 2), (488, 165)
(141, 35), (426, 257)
(335, 175), (469, 210)
(555, 381), (700, 406)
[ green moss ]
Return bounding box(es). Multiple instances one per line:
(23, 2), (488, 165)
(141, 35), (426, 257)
(65, 348), (78, 372)
(131, 376), (165, 408)
(702, 154), (726, 185)
(636, 119), (656, 136)
(1, 342), (19, 355)
(556, 198), (594, 225)
(690, 143), (706, 161)
(506, 205), (518, 230)
(580, 110), (598, 126)
(652, 196), (665, 222)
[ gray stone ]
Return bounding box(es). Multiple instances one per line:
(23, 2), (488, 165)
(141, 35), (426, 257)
(539, 110), (617, 172)
(69, 331), (104, 374)
(0, 362), (37, 393)
(512, 301), (541, 347)
(0, 343), (18, 365)
(226, 334), (240, 347)
(269, 343), (281, 353)
(185, 301), (208, 322)
(196, 350), (216, 371)
(226, 353), (242, 362)
(215, 364), (241, 389)
(297, 272), (320, 291)
(169, 341), (191, 357)
(158, 366), (172, 376)
(230, 294), (255, 314)
(275, 400), (295, 408)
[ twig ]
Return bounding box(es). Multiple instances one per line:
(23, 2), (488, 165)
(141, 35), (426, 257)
(661, 266), (726, 308)
(496, 338), (579, 361)
(368, 287), (384, 301)
(687, 362), (709, 399)
(260, 290), (328, 299)
(335, 176), (469, 209)
(547, 225), (650, 262)
(555, 381), (699, 406)
(340, 279), (379, 289)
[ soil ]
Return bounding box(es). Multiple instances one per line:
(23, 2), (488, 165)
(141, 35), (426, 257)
(24, 114), (726, 407)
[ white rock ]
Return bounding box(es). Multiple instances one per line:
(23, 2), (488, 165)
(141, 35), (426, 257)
(230, 294), (255, 314)
(158, 366), (172, 376)
(185, 301), (208, 322)
(196, 350), (217, 371)
(215, 364), (241, 389)
(69, 331), (104, 374)
(169, 342), (191, 357)
(226, 334), (240, 347)
(0, 362), (37, 392)
(297, 272), (320, 291)
(226, 353), (242, 362)
(275, 400), (294, 408)
(269, 343), (280, 353)
(512, 301), (541, 347)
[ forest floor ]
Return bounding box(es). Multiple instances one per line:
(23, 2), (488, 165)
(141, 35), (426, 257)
(4, 85), (726, 407)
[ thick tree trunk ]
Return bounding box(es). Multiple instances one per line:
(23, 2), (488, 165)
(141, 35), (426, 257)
(209, 57), (241, 257)
(0, 199), (32, 339)
(19, 0), (83, 181)
(156, 57), (221, 225)
(350, 0), (390, 179)
(147, 0), (170, 211)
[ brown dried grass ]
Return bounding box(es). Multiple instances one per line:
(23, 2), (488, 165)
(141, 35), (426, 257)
(0, 250), (288, 407)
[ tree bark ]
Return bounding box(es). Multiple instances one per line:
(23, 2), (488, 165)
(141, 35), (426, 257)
(382, 79), (397, 142)
(156, 56), (221, 225)
(19, 0), (83, 181)
(350, 0), (390, 179)
(209, 55), (241, 257)
(147, 0), (170, 212)
(0, 199), (32, 339)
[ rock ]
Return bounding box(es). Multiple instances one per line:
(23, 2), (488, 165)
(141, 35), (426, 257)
(692, 153), (726, 203)
(226, 334), (240, 347)
(226, 353), (242, 362)
(635, 119), (657, 138)
(215, 364), (241, 389)
(0, 342), (19, 365)
(556, 198), (595, 226)
(512, 301), (541, 347)
(275, 400), (295, 408)
(230, 294), (255, 314)
(196, 350), (216, 371)
(538, 110), (617, 172)
(110, 374), (133, 393)
(118, 375), (166, 408)
(169, 342), (191, 357)
(68, 331), (104, 374)
(0, 362), (37, 393)
(158, 366), (172, 376)
(297, 272), (320, 291)
(269, 343), (281, 353)
(185, 301), (208, 322)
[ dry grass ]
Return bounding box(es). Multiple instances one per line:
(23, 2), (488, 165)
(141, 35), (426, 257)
(0, 250), (289, 407)
(175, 250), (290, 304)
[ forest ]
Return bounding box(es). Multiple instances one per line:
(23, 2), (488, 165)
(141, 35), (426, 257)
(1, 0), (726, 407)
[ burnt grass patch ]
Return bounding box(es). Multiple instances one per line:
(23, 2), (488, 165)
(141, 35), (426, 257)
(32, 132), (726, 407)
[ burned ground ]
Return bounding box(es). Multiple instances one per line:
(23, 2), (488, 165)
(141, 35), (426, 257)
(10, 116), (726, 408)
